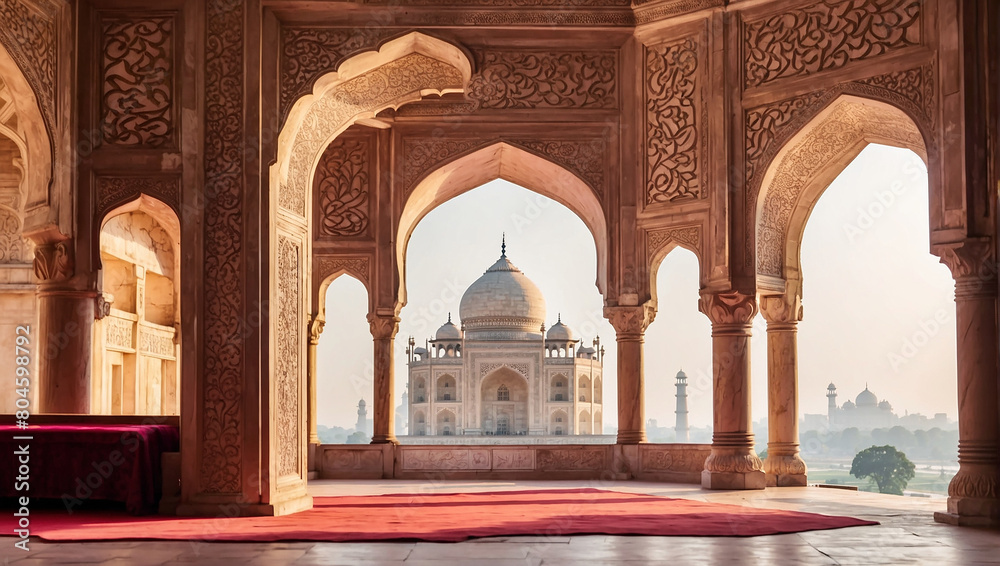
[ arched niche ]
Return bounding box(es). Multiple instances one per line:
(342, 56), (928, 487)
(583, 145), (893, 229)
(755, 95), (929, 295)
(396, 142), (608, 307)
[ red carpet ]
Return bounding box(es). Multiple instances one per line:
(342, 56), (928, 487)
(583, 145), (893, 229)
(4, 489), (877, 542)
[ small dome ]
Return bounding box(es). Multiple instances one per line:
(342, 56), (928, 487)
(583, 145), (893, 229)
(546, 315), (574, 341)
(577, 346), (596, 358)
(677, 370), (689, 379)
(358, 399), (366, 407)
(827, 383), (837, 390)
(413, 346), (427, 356)
(842, 400), (856, 410)
(878, 400), (892, 411)
(435, 314), (463, 340)
(856, 387), (878, 407)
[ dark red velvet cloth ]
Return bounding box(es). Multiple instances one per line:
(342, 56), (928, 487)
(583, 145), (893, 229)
(0, 488), (877, 542)
(0, 424), (179, 515)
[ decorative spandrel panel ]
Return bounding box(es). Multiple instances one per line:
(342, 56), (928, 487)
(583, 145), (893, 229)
(742, 0), (923, 89)
(643, 32), (706, 206)
(467, 50), (618, 110)
(314, 131), (374, 241)
(0, 0), (56, 139)
(100, 15), (176, 148)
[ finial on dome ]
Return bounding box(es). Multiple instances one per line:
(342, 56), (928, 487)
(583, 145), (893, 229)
(447, 312), (452, 324)
(501, 233), (506, 258)
(557, 313), (562, 323)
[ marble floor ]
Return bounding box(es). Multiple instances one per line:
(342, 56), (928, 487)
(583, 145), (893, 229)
(4, 480), (999, 565)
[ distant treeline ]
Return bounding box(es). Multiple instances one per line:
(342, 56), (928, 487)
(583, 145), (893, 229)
(800, 426), (958, 460)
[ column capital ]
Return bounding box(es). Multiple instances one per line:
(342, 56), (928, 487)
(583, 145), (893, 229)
(368, 313), (400, 340)
(33, 239), (74, 283)
(934, 238), (998, 296)
(308, 315), (325, 346)
(699, 290), (757, 327)
(759, 293), (803, 326)
(603, 303), (655, 338)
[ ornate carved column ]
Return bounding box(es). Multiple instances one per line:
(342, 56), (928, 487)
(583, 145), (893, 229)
(307, 315), (325, 445)
(604, 303), (655, 444)
(368, 312), (399, 445)
(759, 292), (807, 487)
(933, 239), (1000, 526)
(34, 240), (96, 414)
(698, 291), (764, 490)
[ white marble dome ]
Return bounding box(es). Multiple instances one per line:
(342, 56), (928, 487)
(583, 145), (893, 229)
(435, 314), (463, 340)
(459, 251), (546, 338)
(856, 387), (878, 408)
(546, 316), (574, 341)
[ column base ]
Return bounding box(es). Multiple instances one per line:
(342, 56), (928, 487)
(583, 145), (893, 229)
(371, 435), (399, 445)
(766, 473), (808, 487)
(933, 496), (1000, 527)
(702, 469), (766, 490)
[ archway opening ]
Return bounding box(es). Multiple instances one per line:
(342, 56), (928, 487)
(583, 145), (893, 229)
(93, 197), (180, 416)
(754, 95), (956, 492)
(396, 177), (614, 443)
(644, 247), (711, 443)
(316, 275), (374, 444)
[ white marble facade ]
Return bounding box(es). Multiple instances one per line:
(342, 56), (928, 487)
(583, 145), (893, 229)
(406, 246), (604, 438)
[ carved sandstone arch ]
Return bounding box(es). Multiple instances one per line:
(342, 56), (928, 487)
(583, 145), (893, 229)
(755, 95), (929, 292)
(396, 142), (609, 306)
(265, 33), (471, 508)
(0, 39), (51, 222)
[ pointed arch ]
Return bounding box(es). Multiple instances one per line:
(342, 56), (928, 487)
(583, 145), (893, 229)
(0, 40), (51, 217)
(396, 142), (608, 306)
(754, 95), (929, 293)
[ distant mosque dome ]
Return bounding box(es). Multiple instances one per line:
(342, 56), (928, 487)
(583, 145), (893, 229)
(878, 400), (893, 411)
(435, 314), (463, 340)
(546, 315), (574, 341)
(677, 370), (688, 380)
(842, 400), (856, 410)
(856, 387), (878, 408)
(459, 240), (546, 338)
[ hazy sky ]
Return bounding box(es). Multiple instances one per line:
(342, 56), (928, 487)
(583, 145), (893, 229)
(316, 144), (958, 431)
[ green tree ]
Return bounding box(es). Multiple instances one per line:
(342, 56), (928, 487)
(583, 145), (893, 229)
(850, 445), (916, 495)
(345, 431), (369, 444)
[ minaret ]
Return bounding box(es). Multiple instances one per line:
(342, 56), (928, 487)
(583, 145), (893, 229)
(674, 370), (689, 442)
(356, 398), (368, 436)
(827, 383), (837, 427)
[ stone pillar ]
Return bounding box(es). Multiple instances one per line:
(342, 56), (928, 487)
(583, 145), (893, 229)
(604, 303), (655, 444)
(934, 240), (1000, 526)
(307, 315), (325, 445)
(368, 312), (399, 445)
(698, 290), (764, 490)
(34, 240), (96, 414)
(759, 292), (807, 487)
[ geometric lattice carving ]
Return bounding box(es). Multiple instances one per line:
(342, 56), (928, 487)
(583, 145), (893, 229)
(315, 137), (370, 238)
(755, 99), (925, 276)
(744, 0), (922, 88)
(401, 137), (606, 196)
(95, 176), (180, 220)
(276, 234), (301, 478)
(479, 363), (529, 378)
(279, 27), (398, 123)
(468, 50), (617, 109)
(0, 0), (56, 138)
(280, 53), (464, 218)
(100, 16), (174, 147)
(315, 256), (370, 287)
(201, 0), (245, 495)
(646, 225), (700, 262)
(644, 36), (701, 204)
(0, 207), (28, 263)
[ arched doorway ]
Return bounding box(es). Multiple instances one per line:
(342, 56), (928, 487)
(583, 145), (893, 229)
(480, 367), (529, 436)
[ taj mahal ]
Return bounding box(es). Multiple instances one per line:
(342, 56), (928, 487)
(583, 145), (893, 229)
(404, 241), (605, 441)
